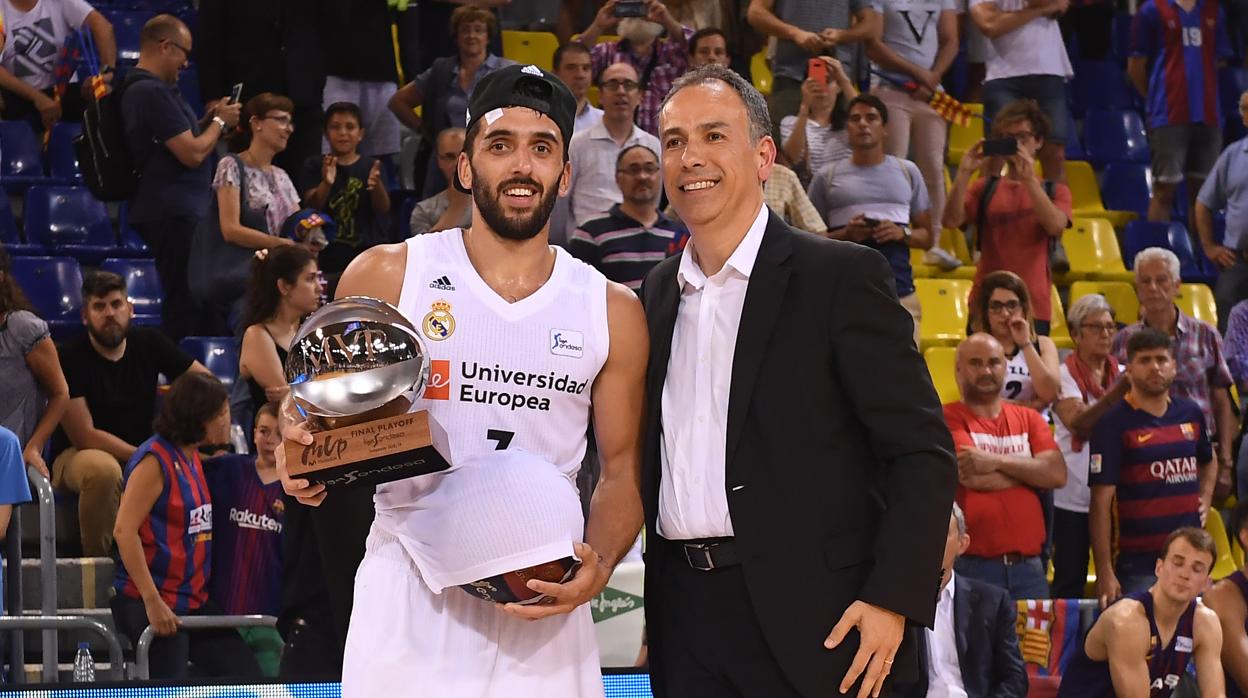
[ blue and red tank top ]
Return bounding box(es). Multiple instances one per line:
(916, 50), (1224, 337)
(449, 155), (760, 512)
(1227, 571), (1248, 698)
(1057, 589), (1196, 697)
(113, 435), (213, 614)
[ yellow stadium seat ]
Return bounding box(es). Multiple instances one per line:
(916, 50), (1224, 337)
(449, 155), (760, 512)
(924, 346), (960, 405)
(915, 278), (972, 350)
(1068, 161), (1137, 228)
(912, 230), (977, 280)
(1207, 510), (1239, 581)
(750, 51), (772, 96)
(1070, 280), (1139, 325)
(945, 103), (983, 167)
(1175, 283), (1216, 326)
(501, 30), (560, 71)
(1050, 286), (1073, 350)
(1057, 218), (1135, 285)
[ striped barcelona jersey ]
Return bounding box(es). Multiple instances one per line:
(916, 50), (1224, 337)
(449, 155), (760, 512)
(1088, 396), (1210, 571)
(1228, 571), (1248, 698)
(1131, 0), (1232, 128)
(568, 204), (688, 291)
(114, 436), (212, 614)
(204, 455), (284, 616)
(1058, 590), (1197, 698)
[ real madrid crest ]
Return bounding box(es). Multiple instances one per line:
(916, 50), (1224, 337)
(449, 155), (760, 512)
(423, 300), (456, 341)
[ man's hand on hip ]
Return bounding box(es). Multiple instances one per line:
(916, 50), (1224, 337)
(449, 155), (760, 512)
(825, 600), (905, 698)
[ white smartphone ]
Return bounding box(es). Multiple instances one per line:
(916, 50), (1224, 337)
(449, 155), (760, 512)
(229, 82), (244, 104)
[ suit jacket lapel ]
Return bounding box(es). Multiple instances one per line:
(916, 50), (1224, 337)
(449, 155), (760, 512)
(643, 258), (682, 521)
(953, 581), (972, 667)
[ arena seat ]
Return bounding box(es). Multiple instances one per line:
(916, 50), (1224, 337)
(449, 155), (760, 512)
(911, 229), (976, 280)
(1069, 60), (1138, 115)
(1070, 280), (1139, 325)
(501, 30), (559, 71)
(1049, 287), (1073, 350)
(1099, 162), (1152, 222)
(8, 256), (84, 339)
(0, 120), (48, 193)
(1110, 13), (1134, 65)
(23, 185), (121, 265)
(923, 346), (959, 405)
(1064, 111), (1085, 162)
(48, 122), (84, 184)
(915, 278), (972, 350)
(104, 9), (153, 63)
(179, 336), (239, 387)
(750, 50), (772, 96)
(0, 194), (45, 256)
(1206, 509), (1238, 581)
(1067, 161), (1134, 227)
(100, 257), (162, 325)
(1082, 108), (1149, 168)
(1175, 283), (1216, 326)
(1120, 220), (1213, 283)
(115, 202), (150, 257)
(1057, 217), (1133, 285)
(945, 103), (984, 166)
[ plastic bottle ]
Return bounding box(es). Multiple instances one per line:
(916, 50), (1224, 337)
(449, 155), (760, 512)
(72, 642), (94, 682)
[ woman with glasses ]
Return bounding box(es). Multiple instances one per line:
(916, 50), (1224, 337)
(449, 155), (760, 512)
(216, 92), (302, 252)
(971, 270), (1061, 411)
(1050, 294), (1127, 599)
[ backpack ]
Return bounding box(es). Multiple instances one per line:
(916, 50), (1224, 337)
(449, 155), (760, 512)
(74, 72), (154, 202)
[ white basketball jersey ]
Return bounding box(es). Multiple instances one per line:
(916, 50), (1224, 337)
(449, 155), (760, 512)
(373, 229), (610, 540)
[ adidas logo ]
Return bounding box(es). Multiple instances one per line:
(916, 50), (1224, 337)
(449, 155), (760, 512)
(429, 275), (455, 291)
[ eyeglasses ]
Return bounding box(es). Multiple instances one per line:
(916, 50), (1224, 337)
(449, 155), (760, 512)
(617, 164), (659, 177)
(1004, 131), (1035, 142)
(987, 300), (1022, 314)
(164, 39), (192, 59)
(601, 79), (640, 93)
(262, 114), (294, 128)
(1080, 322), (1117, 334)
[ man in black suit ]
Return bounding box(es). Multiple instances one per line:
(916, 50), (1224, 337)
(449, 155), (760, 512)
(897, 503), (1029, 698)
(640, 64), (958, 698)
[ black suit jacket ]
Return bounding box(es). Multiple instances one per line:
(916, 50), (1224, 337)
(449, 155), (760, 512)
(640, 210), (958, 697)
(898, 575), (1029, 698)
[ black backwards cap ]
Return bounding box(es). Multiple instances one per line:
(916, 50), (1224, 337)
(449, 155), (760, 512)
(455, 63), (577, 193)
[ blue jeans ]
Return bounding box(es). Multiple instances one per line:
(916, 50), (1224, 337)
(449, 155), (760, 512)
(955, 554), (1050, 600)
(982, 74), (1070, 145)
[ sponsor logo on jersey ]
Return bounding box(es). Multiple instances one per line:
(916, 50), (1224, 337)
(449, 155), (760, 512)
(188, 503), (213, 535)
(272, 498), (285, 515)
(550, 329), (584, 358)
(429, 275), (455, 291)
(459, 361), (590, 412)
(1175, 636), (1193, 653)
(423, 300), (456, 341)
(1180, 422), (1195, 440)
(1136, 432), (1154, 444)
(424, 359), (451, 400)
(1151, 674), (1181, 690)
(1148, 456), (1198, 484)
(229, 507), (283, 533)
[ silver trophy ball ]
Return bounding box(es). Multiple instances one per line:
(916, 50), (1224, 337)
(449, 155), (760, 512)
(285, 296), (431, 418)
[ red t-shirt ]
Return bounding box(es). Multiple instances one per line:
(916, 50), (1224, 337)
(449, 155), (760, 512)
(943, 401), (1059, 557)
(965, 177), (1073, 322)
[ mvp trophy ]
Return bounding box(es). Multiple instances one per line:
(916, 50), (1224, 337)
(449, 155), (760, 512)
(283, 296), (451, 489)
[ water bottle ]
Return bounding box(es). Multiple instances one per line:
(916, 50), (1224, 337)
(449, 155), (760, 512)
(229, 423), (250, 455)
(72, 642), (94, 682)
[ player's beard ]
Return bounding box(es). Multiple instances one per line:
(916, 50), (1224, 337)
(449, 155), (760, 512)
(471, 169), (561, 241)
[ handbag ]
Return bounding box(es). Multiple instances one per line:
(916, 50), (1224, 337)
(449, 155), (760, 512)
(188, 154), (270, 306)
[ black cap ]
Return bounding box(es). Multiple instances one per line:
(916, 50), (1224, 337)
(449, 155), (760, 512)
(456, 63), (577, 193)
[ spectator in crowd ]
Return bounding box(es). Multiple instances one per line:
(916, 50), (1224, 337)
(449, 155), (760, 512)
(111, 371), (262, 680)
(1058, 0), (1115, 60)
(0, 246), (68, 480)
(409, 127), (473, 236)
(689, 26), (732, 67)
(570, 144), (687, 290)
(1196, 90), (1248, 331)
(866, 0), (959, 269)
(1050, 294), (1127, 600)
(808, 94), (933, 346)
(1224, 297), (1248, 499)
(124, 14), (242, 340)
(968, 270), (1060, 409)
(747, 0), (878, 143)
(553, 41), (602, 133)
(1057, 527), (1224, 695)
(666, 0), (729, 32)
(954, 0), (992, 102)
(218, 93), (302, 251)
(945, 100), (1072, 335)
(301, 102), (390, 282)
(580, 0), (693, 136)
(779, 55), (856, 186)
(320, 0), (402, 163)
(895, 503), (1029, 698)
(1091, 328), (1214, 601)
(205, 401), (286, 676)
(1205, 499), (1248, 698)
(1113, 247), (1235, 500)
(0, 427), (32, 615)
(968, 0), (1073, 180)
(54, 271), (207, 556)
(239, 246), (321, 423)
(1129, 0), (1232, 227)
(944, 333), (1065, 600)
(567, 62), (662, 232)
(0, 0), (115, 133)
(764, 162), (827, 234)
(389, 5), (514, 197)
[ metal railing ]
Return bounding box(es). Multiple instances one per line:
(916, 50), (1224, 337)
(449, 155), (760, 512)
(0, 614), (124, 680)
(135, 614), (277, 680)
(26, 466), (58, 683)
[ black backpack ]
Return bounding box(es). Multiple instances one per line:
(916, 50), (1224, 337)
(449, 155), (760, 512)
(74, 72), (154, 202)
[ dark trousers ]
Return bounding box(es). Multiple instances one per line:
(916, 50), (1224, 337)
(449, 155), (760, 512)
(1049, 507), (1090, 599)
(110, 594), (262, 680)
(0, 84), (87, 135)
(132, 215), (201, 340)
(653, 544), (803, 698)
(312, 485), (375, 646)
(1215, 258), (1248, 332)
(279, 610), (343, 680)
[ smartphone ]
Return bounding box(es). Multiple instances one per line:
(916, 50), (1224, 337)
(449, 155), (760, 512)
(613, 0), (647, 17)
(808, 58), (828, 84)
(862, 217), (880, 228)
(982, 137), (1018, 157)
(229, 82), (244, 104)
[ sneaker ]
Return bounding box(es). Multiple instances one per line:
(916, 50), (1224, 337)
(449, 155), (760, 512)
(924, 247), (962, 271)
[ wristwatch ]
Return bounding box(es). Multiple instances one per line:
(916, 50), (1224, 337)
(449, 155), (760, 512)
(901, 224), (912, 241)
(212, 115), (227, 133)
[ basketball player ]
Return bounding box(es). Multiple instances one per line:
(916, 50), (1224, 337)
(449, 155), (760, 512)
(1204, 500), (1248, 697)
(1057, 527), (1225, 698)
(275, 64), (647, 696)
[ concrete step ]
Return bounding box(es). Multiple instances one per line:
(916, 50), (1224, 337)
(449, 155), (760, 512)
(2, 557), (114, 611)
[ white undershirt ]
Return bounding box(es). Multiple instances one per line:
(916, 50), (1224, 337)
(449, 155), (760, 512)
(926, 574), (968, 698)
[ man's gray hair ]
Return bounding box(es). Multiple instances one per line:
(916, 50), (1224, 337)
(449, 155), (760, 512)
(660, 64), (772, 143)
(951, 502), (966, 537)
(1134, 247), (1181, 281)
(1067, 293), (1115, 332)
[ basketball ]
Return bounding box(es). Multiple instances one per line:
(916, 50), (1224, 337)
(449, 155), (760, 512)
(459, 556), (581, 605)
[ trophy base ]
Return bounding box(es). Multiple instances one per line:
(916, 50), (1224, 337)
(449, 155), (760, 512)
(284, 410), (451, 489)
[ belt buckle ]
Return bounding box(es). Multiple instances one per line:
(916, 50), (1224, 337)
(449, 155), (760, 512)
(684, 543), (715, 571)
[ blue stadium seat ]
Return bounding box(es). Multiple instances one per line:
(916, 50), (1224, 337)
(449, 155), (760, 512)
(1069, 60), (1138, 115)
(23, 185), (121, 265)
(48, 122), (84, 184)
(1111, 13), (1135, 65)
(0, 194), (45, 256)
(7, 256), (84, 340)
(179, 336), (239, 387)
(1100, 163), (1152, 218)
(104, 9), (153, 63)
(0, 121), (48, 193)
(1121, 220), (1214, 283)
(1064, 112), (1085, 161)
(100, 257), (162, 324)
(1083, 108), (1149, 167)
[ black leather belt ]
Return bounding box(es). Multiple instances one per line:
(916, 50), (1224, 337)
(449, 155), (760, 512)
(677, 538), (741, 571)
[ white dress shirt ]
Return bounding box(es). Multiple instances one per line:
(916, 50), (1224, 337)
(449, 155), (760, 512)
(926, 574), (968, 698)
(657, 204), (770, 540)
(566, 120), (662, 231)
